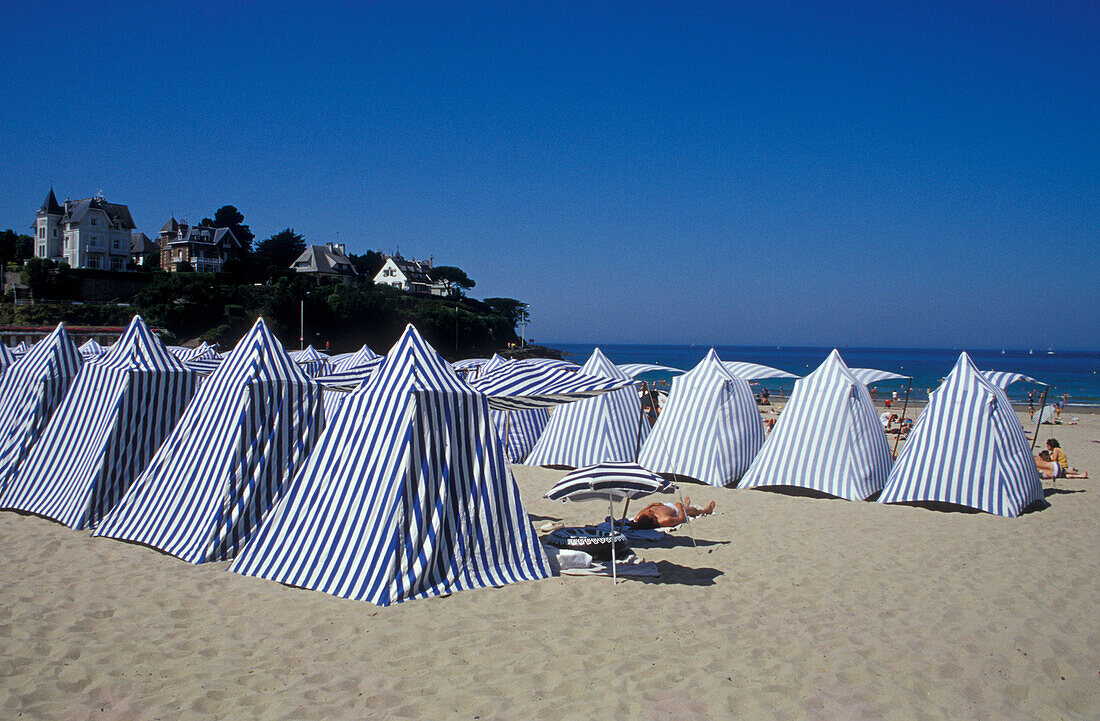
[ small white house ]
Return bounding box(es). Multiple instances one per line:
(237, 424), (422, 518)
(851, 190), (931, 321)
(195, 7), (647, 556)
(373, 255), (447, 295)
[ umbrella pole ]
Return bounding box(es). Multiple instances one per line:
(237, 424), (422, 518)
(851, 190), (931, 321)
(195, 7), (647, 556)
(504, 411), (512, 461)
(1031, 386), (1049, 452)
(892, 378), (913, 457)
(635, 381), (647, 461)
(608, 495), (617, 586)
(676, 479), (698, 552)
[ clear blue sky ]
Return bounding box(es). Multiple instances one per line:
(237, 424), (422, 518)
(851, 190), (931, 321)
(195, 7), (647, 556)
(2, 1), (1097, 349)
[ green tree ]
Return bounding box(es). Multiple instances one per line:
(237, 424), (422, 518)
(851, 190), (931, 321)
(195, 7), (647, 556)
(1, 229), (34, 266)
(348, 250), (385, 279)
(255, 228), (306, 269)
(201, 205), (255, 254)
(431, 265), (475, 296)
(483, 297), (529, 327)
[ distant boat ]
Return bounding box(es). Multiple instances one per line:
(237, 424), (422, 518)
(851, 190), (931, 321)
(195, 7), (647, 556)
(1029, 349), (1033, 355)
(1001, 349), (1005, 355)
(1047, 348), (1054, 355)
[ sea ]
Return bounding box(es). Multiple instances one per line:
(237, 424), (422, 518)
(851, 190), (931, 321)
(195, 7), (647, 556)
(548, 344), (1100, 408)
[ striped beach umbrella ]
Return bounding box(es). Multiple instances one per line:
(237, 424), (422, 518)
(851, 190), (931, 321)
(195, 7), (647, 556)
(94, 318), (325, 563)
(230, 324), (552, 606)
(0, 316), (198, 529)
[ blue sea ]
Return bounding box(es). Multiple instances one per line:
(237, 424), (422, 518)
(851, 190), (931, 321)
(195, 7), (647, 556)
(548, 344), (1100, 407)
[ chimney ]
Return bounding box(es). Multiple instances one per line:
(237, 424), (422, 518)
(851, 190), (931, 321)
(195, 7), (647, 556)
(327, 242), (334, 253)
(336, 243), (345, 255)
(428, 255), (433, 268)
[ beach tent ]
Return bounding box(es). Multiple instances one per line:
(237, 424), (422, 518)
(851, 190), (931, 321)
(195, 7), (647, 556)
(637, 349), (765, 487)
(524, 348), (646, 468)
(0, 324), (83, 492)
(1, 316), (198, 529)
(738, 349), (893, 500)
(94, 318), (325, 563)
(229, 324), (552, 606)
(79, 338), (108, 359)
(169, 342), (217, 363)
(289, 346), (330, 378)
(878, 352), (1043, 517)
(0, 342), (14, 374)
(316, 344), (384, 421)
(10, 341), (30, 359)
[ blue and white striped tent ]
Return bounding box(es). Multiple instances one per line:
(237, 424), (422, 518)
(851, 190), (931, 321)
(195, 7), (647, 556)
(878, 352), (1044, 517)
(1, 316), (198, 529)
(738, 350), (893, 500)
(0, 342), (14, 374)
(94, 318), (325, 562)
(79, 338), (108, 359)
(637, 349), (764, 487)
(229, 324), (552, 606)
(524, 348), (645, 468)
(474, 357), (549, 462)
(169, 342), (217, 363)
(10, 341), (30, 359)
(0, 324), (83, 492)
(317, 345), (385, 421)
(289, 346), (330, 378)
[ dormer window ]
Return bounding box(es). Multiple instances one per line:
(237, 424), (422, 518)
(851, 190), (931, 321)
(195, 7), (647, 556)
(91, 218), (97, 226)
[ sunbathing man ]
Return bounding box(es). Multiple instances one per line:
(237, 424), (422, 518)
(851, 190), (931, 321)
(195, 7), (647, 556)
(632, 497), (715, 529)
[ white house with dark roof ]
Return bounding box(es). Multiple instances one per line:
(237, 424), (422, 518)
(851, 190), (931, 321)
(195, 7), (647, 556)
(373, 254), (448, 296)
(291, 243), (358, 284)
(34, 189), (137, 271)
(130, 232), (157, 268)
(157, 217), (241, 273)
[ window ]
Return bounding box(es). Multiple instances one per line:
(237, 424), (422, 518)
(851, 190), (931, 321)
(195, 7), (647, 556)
(112, 238), (120, 250)
(91, 236), (99, 246)
(110, 257), (123, 271)
(90, 217), (97, 226)
(38, 245), (46, 256)
(52, 227), (57, 237)
(88, 255), (101, 269)
(38, 226), (45, 238)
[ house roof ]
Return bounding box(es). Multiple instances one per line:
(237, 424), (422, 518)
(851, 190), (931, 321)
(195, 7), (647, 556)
(39, 189), (63, 216)
(292, 244), (358, 276)
(160, 217), (179, 234)
(131, 231), (157, 254)
(62, 197), (137, 230)
(385, 256), (434, 284)
(162, 224), (240, 249)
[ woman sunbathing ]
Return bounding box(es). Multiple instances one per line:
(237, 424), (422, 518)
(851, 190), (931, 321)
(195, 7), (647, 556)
(1035, 450), (1088, 480)
(632, 497), (715, 529)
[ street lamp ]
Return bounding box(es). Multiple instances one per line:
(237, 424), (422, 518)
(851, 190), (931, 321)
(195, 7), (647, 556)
(299, 291), (310, 351)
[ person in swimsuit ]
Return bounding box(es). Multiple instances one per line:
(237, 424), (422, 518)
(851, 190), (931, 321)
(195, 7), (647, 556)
(632, 498), (715, 529)
(1035, 448), (1088, 480)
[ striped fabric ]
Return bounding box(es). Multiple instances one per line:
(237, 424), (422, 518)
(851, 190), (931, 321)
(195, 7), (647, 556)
(523, 348), (646, 468)
(452, 357), (490, 370)
(184, 356), (224, 375)
(879, 352), (1043, 517)
(739, 349), (893, 500)
(169, 342), (217, 363)
(722, 361), (799, 380)
(981, 370), (1041, 390)
(0, 324), (83, 493)
(849, 368), (909, 385)
(0, 343), (14, 374)
(94, 318), (325, 563)
(317, 347), (386, 418)
(494, 407), (551, 463)
(546, 462), (672, 503)
(10, 341), (30, 359)
(229, 324), (551, 606)
(289, 346), (330, 378)
(330, 344), (380, 371)
(0, 316), (198, 529)
(638, 349), (764, 487)
(79, 339), (108, 359)
(519, 357), (579, 372)
(473, 360), (631, 412)
(617, 363), (684, 378)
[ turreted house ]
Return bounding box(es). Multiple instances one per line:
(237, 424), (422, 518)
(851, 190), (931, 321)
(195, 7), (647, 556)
(34, 189), (137, 270)
(158, 217), (241, 273)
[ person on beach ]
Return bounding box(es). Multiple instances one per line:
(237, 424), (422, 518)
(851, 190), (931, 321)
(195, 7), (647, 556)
(1054, 394), (1067, 421)
(1035, 445), (1088, 480)
(631, 498), (715, 529)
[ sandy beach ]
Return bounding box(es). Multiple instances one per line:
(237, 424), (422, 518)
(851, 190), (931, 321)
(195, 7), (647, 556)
(1, 410), (1097, 720)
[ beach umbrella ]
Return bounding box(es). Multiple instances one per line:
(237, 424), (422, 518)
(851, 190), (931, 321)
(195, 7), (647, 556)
(617, 363), (684, 379)
(544, 462), (680, 583)
(722, 361), (799, 380)
(472, 360), (632, 411)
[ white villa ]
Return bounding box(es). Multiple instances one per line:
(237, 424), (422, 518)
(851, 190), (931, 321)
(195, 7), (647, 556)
(373, 254), (448, 296)
(34, 189), (136, 271)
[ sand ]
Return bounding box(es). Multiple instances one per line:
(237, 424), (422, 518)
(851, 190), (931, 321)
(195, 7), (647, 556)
(1, 411), (1097, 720)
